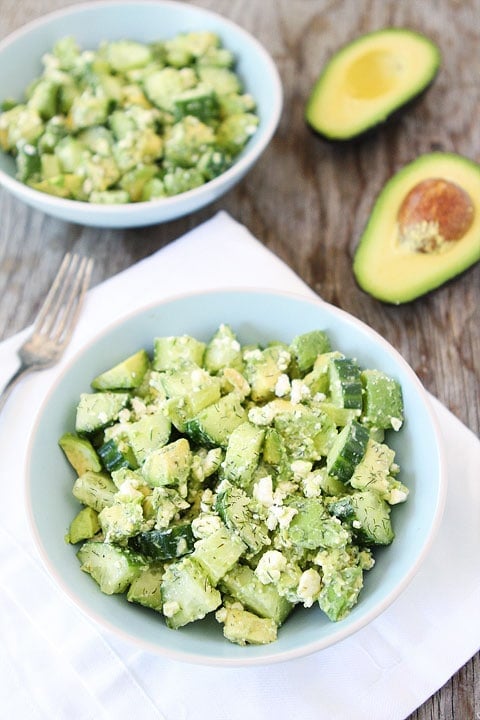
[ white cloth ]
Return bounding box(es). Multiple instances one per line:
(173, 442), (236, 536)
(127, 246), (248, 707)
(0, 211), (479, 720)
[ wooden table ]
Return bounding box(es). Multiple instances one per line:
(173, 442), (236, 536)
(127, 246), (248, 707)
(1, 1), (478, 717)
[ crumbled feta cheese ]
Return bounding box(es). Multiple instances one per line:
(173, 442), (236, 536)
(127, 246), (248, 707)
(290, 460), (313, 481)
(253, 475), (274, 507)
(296, 569), (322, 608)
(191, 513), (222, 539)
(255, 550), (287, 584)
(290, 379), (311, 404)
(274, 373), (291, 397)
(266, 504), (298, 531)
(248, 404), (275, 426)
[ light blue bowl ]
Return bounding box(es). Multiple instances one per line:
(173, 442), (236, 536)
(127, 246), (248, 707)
(0, 1), (282, 227)
(26, 289), (446, 665)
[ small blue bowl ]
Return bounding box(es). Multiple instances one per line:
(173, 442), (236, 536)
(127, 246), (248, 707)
(0, 1), (282, 227)
(26, 289), (446, 666)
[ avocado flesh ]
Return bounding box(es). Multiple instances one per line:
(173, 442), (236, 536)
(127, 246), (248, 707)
(353, 153), (480, 304)
(305, 28), (440, 141)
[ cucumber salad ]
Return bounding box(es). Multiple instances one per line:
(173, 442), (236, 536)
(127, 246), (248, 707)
(60, 325), (408, 646)
(0, 32), (258, 203)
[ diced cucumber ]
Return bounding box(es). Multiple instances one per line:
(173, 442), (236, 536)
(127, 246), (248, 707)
(284, 497), (345, 550)
(161, 557), (222, 629)
(58, 432), (102, 475)
(75, 391), (130, 434)
(215, 485), (270, 554)
(220, 564), (293, 625)
(361, 369), (404, 431)
(160, 363), (221, 431)
(66, 506), (100, 544)
(184, 391), (247, 448)
(124, 412), (171, 465)
(329, 357), (363, 410)
(204, 324), (243, 374)
(289, 330), (331, 374)
(216, 605), (277, 646)
(328, 490), (394, 545)
(77, 541), (145, 594)
(326, 420), (369, 482)
(97, 437), (136, 472)
(128, 524), (195, 561)
(127, 566), (164, 611)
(318, 565), (364, 622)
(72, 471), (117, 512)
(318, 402), (361, 427)
(274, 407), (337, 461)
(98, 501), (145, 543)
(153, 335), (206, 371)
(243, 345), (291, 402)
(192, 525), (246, 584)
(222, 422), (265, 488)
(141, 438), (191, 488)
(91, 349), (151, 390)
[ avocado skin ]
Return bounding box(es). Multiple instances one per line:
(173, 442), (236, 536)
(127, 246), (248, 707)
(352, 152), (480, 304)
(305, 28), (441, 142)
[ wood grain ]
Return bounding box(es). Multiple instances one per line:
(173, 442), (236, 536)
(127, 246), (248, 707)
(0, 1), (478, 717)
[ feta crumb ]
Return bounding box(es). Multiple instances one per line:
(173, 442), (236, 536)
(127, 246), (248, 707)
(253, 475), (274, 507)
(296, 569), (322, 608)
(266, 504), (298, 531)
(274, 373), (291, 397)
(290, 460), (313, 481)
(290, 379), (311, 404)
(255, 550), (287, 584)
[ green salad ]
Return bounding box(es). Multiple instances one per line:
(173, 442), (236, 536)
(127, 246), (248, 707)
(59, 325), (407, 646)
(0, 32), (258, 203)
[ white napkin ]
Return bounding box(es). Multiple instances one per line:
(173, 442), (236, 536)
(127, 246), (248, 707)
(1, 211), (479, 720)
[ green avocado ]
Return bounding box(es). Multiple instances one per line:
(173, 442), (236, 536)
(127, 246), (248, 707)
(353, 152), (480, 304)
(305, 28), (440, 141)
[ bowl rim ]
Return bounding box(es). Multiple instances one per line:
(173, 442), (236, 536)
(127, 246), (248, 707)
(25, 286), (447, 666)
(0, 0), (283, 218)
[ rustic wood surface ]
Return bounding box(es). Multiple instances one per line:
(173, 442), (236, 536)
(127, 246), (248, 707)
(0, 0), (478, 717)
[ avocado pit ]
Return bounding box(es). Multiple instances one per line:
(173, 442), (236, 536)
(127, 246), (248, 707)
(397, 178), (474, 253)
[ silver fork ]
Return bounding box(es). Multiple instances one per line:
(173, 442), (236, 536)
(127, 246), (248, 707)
(0, 252), (93, 413)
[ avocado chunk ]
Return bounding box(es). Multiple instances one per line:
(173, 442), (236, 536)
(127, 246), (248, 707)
(305, 28), (440, 141)
(353, 152), (480, 303)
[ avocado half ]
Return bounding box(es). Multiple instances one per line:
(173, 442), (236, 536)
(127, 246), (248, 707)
(305, 28), (440, 141)
(353, 153), (480, 304)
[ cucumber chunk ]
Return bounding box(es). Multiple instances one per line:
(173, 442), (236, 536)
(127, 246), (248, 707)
(91, 349), (150, 390)
(329, 357), (363, 409)
(216, 605), (277, 646)
(72, 471), (117, 512)
(77, 541), (145, 594)
(192, 525), (246, 584)
(161, 557), (222, 629)
(222, 421), (265, 488)
(289, 329), (331, 374)
(220, 564), (293, 625)
(129, 524), (195, 561)
(216, 485), (270, 554)
(184, 391), (247, 448)
(326, 420), (369, 482)
(361, 369), (404, 430)
(328, 490), (394, 545)
(127, 566), (164, 611)
(75, 391), (130, 434)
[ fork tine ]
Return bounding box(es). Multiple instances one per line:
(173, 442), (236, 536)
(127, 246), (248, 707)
(50, 255), (93, 346)
(33, 252), (78, 335)
(55, 256), (93, 344)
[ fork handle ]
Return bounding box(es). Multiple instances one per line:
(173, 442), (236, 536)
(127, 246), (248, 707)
(0, 363), (35, 414)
